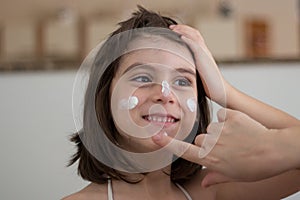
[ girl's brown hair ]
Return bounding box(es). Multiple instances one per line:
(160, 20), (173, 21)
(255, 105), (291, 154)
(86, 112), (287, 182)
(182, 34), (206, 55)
(69, 5), (210, 184)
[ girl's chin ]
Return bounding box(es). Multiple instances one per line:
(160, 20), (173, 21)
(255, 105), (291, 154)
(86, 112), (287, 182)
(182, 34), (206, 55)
(127, 138), (169, 153)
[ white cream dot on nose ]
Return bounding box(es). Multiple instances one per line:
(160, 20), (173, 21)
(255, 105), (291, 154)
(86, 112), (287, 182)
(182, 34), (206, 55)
(161, 80), (170, 97)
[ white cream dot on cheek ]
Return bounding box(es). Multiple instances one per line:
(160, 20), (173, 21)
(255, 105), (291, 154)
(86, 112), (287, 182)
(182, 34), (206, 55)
(186, 98), (196, 113)
(118, 96), (139, 110)
(128, 96), (139, 109)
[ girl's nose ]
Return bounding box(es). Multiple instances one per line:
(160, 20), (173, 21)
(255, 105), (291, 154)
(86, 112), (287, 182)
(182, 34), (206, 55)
(151, 83), (175, 104)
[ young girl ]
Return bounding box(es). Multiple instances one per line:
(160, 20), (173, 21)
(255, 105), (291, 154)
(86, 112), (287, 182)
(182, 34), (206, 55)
(63, 6), (300, 200)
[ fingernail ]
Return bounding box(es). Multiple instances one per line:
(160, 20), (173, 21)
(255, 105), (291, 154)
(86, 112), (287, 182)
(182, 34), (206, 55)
(153, 132), (168, 141)
(169, 25), (176, 29)
(152, 133), (162, 141)
(201, 180), (208, 188)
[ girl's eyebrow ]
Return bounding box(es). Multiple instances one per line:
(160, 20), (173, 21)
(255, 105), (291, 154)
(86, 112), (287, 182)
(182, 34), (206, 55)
(174, 68), (196, 76)
(122, 62), (153, 75)
(122, 62), (196, 76)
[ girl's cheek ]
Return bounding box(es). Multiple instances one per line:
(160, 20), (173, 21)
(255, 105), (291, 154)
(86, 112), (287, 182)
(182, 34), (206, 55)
(132, 90), (147, 104)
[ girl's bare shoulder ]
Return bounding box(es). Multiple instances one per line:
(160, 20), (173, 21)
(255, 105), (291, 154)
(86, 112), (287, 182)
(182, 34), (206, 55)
(62, 183), (107, 200)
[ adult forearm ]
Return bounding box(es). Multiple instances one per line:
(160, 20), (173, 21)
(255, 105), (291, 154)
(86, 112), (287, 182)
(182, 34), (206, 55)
(274, 126), (300, 170)
(226, 83), (300, 129)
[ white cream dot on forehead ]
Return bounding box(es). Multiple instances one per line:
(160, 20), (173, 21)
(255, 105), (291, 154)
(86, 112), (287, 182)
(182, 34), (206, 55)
(118, 96), (139, 110)
(187, 98), (196, 113)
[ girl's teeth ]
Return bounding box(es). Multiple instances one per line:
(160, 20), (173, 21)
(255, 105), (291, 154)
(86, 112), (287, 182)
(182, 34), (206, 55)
(146, 116), (175, 123)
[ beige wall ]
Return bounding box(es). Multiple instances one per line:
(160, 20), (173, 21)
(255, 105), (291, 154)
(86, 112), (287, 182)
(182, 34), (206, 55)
(44, 19), (79, 58)
(3, 20), (36, 60)
(86, 17), (118, 53)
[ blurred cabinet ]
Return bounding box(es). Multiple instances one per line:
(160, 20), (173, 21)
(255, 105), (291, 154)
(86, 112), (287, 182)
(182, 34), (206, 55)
(3, 21), (36, 61)
(44, 19), (79, 59)
(245, 19), (270, 58)
(86, 18), (117, 54)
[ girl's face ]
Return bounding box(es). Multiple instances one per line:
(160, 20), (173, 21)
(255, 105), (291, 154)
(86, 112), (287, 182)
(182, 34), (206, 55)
(110, 36), (198, 152)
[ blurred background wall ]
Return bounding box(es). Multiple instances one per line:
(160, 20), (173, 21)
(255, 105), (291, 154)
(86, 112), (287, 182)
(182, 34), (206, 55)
(0, 0), (299, 199)
(0, 0), (299, 67)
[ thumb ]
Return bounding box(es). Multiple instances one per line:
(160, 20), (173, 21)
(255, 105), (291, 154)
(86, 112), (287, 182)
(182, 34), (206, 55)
(201, 171), (236, 187)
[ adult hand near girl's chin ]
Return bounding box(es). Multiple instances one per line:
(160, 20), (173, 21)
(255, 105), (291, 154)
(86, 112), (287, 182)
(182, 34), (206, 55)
(152, 108), (287, 186)
(169, 24), (229, 107)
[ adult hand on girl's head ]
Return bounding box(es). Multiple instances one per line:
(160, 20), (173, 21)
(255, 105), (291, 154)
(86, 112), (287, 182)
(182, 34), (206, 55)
(169, 24), (228, 106)
(152, 108), (284, 186)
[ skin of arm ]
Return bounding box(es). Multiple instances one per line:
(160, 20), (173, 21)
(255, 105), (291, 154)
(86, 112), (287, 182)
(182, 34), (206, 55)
(225, 83), (300, 129)
(273, 126), (300, 170)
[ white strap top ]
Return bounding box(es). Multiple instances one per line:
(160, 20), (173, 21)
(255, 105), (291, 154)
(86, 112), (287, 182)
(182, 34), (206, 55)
(107, 178), (192, 200)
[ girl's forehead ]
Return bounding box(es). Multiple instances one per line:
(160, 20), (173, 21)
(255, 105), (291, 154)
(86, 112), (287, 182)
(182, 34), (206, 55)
(120, 49), (195, 71)
(126, 35), (193, 61)
(116, 36), (195, 75)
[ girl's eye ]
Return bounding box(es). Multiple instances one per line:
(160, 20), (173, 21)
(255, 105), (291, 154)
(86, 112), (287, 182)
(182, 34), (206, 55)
(132, 76), (152, 83)
(174, 78), (191, 86)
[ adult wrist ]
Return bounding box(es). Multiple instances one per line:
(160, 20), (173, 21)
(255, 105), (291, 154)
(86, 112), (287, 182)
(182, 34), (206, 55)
(268, 129), (297, 173)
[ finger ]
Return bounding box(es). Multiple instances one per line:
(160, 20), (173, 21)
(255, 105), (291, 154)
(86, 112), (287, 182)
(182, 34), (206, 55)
(217, 108), (227, 122)
(194, 134), (215, 159)
(180, 34), (219, 76)
(217, 108), (226, 122)
(201, 171), (235, 187)
(194, 134), (205, 146)
(195, 122), (225, 159)
(180, 35), (212, 61)
(152, 132), (208, 166)
(181, 35), (227, 106)
(170, 24), (204, 42)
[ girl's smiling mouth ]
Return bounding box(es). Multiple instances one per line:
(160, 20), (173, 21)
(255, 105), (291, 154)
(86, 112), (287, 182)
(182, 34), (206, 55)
(142, 113), (180, 127)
